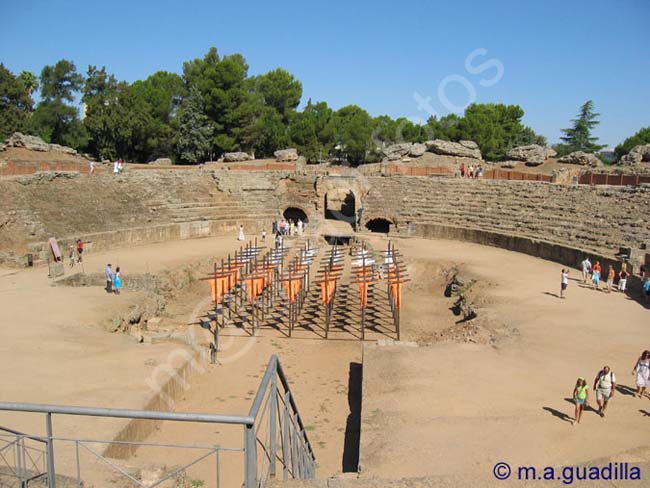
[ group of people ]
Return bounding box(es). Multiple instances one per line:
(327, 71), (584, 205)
(562, 257), (650, 302)
(112, 159), (125, 174)
(68, 239), (84, 267)
(104, 263), (122, 294)
(580, 257), (630, 293)
(273, 218), (304, 236)
(572, 351), (650, 425)
(459, 163), (484, 179)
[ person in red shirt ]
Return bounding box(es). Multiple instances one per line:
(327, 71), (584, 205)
(76, 239), (84, 264)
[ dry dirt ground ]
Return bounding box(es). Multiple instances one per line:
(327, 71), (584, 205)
(1, 234), (649, 486)
(360, 236), (650, 482)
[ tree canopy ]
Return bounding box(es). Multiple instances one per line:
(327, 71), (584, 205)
(0, 64), (34, 140)
(29, 59), (87, 148)
(0, 48), (634, 166)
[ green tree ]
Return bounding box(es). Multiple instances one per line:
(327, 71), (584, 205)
(183, 47), (254, 155)
(426, 114), (463, 141)
(254, 68), (302, 123)
(82, 66), (134, 160)
(454, 104), (526, 160)
(129, 71), (184, 161)
(556, 100), (605, 156)
(0, 64), (34, 139)
(18, 71), (39, 97)
(614, 127), (650, 161)
(289, 99), (336, 162)
(333, 105), (373, 165)
(236, 102), (289, 158)
(176, 86), (213, 164)
(30, 59), (87, 148)
(511, 126), (547, 147)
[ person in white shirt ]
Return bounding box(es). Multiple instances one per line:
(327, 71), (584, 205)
(593, 366), (616, 418)
(560, 269), (569, 298)
(581, 257), (592, 283)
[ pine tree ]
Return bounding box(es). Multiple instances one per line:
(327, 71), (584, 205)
(176, 87), (213, 164)
(557, 100), (605, 155)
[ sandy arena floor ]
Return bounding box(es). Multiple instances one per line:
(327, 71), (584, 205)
(1, 234), (649, 486)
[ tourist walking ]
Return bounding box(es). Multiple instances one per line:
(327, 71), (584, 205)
(238, 224), (245, 241)
(581, 257), (592, 283)
(632, 350), (650, 399)
(605, 265), (616, 293)
(560, 269), (569, 298)
(113, 266), (122, 295)
(572, 377), (589, 425)
(591, 261), (602, 290)
(460, 163), (465, 177)
(644, 278), (650, 304)
(618, 266), (629, 292)
(262, 229), (267, 243)
(593, 366), (616, 417)
(105, 264), (113, 293)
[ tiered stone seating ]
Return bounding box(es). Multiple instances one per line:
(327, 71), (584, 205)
(363, 176), (650, 256)
(0, 169), (281, 265)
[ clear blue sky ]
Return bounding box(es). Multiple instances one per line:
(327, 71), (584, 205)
(1, 0), (648, 147)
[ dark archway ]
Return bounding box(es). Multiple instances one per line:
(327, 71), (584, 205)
(365, 218), (391, 233)
(324, 190), (356, 222)
(283, 207), (308, 223)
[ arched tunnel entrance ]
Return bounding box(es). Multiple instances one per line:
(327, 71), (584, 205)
(283, 207), (308, 223)
(365, 218), (392, 233)
(324, 190), (356, 223)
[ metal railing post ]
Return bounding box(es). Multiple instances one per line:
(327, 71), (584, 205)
(291, 417), (299, 478)
(16, 435), (24, 487)
(244, 423), (257, 488)
(269, 373), (278, 478)
(46, 412), (56, 487)
(282, 391), (290, 480)
(75, 440), (81, 487)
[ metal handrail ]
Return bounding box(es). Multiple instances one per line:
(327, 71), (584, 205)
(0, 354), (316, 488)
(0, 402), (253, 426)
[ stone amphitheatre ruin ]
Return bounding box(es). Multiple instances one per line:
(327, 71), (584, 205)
(1, 136), (650, 487)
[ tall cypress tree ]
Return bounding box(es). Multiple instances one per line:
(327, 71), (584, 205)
(176, 86), (213, 164)
(558, 100), (605, 155)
